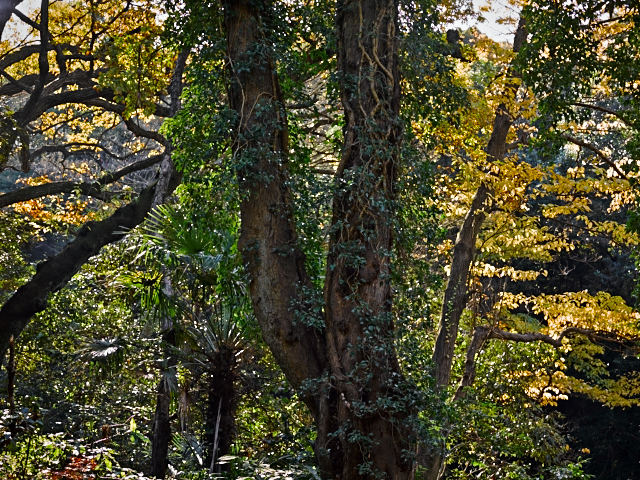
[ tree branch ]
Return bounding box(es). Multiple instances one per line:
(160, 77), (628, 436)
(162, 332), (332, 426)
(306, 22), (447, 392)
(432, 18), (528, 388)
(452, 324), (637, 401)
(150, 48), (189, 208)
(10, 5), (40, 31)
(572, 102), (635, 128)
(0, 154), (163, 208)
(0, 0), (24, 39)
(124, 118), (167, 146)
(0, 68), (34, 93)
(30, 141), (148, 162)
(485, 325), (598, 348)
(453, 325), (491, 401)
(561, 133), (628, 179)
(14, 86), (102, 126)
(0, 166), (181, 361)
(17, 0), (50, 118)
(84, 96), (172, 119)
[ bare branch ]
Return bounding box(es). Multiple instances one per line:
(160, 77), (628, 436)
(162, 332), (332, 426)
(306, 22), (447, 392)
(14, 87), (103, 126)
(486, 325), (612, 347)
(0, 72), (60, 96)
(0, 154), (163, 208)
(453, 325), (491, 401)
(572, 102), (635, 128)
(124, 118), (167, 146)
(85, 97), (172, 119)
(0, 68), (34, 93)
(10, 6), (40, 32)
(17, 0), (50, 118)
(561, 133), (628, 179)
(98, 154), (163, 184)
(0, 45), (43, 70)
(30, 142), (142, 162)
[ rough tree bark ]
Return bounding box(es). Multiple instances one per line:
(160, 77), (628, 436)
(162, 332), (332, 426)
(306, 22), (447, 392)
(319, 1), (413, 479)
(224, 1), (413, 479)
(222, 0), (327, 403)
(222, 4), (330, 470)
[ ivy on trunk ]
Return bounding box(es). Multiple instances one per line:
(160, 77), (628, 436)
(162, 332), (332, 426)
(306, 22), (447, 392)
(223, 1), (414, 479)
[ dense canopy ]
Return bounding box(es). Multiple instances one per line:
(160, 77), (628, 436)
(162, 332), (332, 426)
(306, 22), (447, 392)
(0, 1), (639, 479)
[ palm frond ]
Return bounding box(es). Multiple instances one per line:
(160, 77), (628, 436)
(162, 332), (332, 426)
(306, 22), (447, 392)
(160, 367), (180, 395)
(144, 204), (215, 256)
(172, 432), (205, 467)
(76, 337), (128, 372)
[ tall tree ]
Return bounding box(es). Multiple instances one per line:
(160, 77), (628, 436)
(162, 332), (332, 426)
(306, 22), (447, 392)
(223, 0), (413, 478)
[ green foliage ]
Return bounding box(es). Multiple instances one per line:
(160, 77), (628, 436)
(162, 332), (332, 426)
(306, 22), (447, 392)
(3, 1), (640, 479)
(99, 19), (175, 118)
(0, 242), (157, 477)
(445, 339), (593, 480)
(0, 212), (32, 302)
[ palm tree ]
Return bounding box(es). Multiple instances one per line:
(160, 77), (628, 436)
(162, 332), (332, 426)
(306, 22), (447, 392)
(186, 297), (250, 472)
(127, 204), (250, 476)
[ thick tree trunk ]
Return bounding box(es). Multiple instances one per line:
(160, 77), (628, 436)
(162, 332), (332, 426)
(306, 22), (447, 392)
(318, 1), (413, 479)
(223, 0), (327, 403)
(223, 1), (412, 479)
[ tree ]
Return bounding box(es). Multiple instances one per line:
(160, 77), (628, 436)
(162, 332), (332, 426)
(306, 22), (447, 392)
(127, 203), (250, 476)
(0, 0), (188, 358)
(222, 0), (414, 478)
(2, 1), (639, 479)
(420, 2), (640, 476)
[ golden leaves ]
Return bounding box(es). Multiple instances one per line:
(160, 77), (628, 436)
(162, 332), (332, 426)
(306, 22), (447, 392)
(12, 174), (97, 228)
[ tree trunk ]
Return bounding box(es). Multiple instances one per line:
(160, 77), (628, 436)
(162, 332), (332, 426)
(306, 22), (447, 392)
(0, 0), (24, 38)
(432, 18), (527, 389)
(425, 18), (527, 480)
(150, 377), (172, 478)
(204, 348), (237, 471)
(317, 1), (413, 479)
(223, 1), (412, 479)
(223, 0), (327, 400)
(150, 337), (174, 479)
